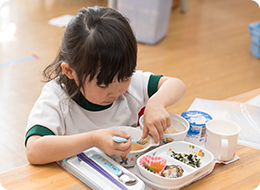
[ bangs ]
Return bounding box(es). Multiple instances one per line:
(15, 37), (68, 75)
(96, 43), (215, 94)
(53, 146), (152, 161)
(95, 42), (136, 86)
(79, 11), (137, 86)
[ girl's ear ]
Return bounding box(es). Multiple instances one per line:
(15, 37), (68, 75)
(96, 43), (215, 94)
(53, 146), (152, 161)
(61, 62), (75, 79)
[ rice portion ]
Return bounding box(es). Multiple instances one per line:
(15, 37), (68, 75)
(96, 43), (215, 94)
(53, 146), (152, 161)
(164, 125), (181, 134)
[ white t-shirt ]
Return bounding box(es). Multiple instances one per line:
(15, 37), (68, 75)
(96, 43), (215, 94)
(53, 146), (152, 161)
(25, 70), (162, 145)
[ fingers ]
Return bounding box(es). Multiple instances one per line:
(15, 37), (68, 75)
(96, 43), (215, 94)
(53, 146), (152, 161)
(112, 130), (131, 139)
(108, 138), (132, 156)
(141, 126), (149, 139)
(143, 114), (171, 143)
(117, 142), (132, 157)
(142, 121), (161, 143)
(110, 129), (132, 156)
(94, 129), (132, 156)
(166, 115), (171, 128)
(163, 115), (171, 132)
(148, 123), (163, 143)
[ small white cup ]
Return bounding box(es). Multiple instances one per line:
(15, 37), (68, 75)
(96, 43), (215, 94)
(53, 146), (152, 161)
(205, 119), (241, 161)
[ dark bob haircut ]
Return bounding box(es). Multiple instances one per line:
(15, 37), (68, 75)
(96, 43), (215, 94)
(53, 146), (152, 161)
(43, 6), (137, 97)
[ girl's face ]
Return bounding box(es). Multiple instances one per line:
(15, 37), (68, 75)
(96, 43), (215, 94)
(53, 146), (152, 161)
(81, 75), (131, 106)
(61, 62), (131, 105)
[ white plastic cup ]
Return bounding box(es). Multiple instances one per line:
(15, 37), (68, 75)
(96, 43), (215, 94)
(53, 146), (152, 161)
(205, 119), (241, 161)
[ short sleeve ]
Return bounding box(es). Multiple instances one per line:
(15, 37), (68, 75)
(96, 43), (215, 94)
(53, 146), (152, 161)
(126, 70), (163, 108)
(25, 125), (55, 146)
(25, 80), (68, 146)
(147, 74), (163, 97)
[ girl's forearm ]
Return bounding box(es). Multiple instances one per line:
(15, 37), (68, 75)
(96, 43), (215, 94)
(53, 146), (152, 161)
(26, 132), (95, 165)
(150, 77), (186, 108)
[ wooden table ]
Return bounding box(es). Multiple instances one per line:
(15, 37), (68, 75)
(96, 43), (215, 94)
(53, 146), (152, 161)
(1, 89), (260, 190)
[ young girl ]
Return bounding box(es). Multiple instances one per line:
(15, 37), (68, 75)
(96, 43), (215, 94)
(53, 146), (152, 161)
(25, 6), (186, 165)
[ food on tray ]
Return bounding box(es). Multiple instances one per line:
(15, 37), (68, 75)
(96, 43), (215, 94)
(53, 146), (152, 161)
(143, 162), (184, 179)
(140, 155), (167, 174)
(131, 143), (144, 151)
(139, 155), (167, 167)
(161, 165), (184, 178)
(140, 155), (185, 178)
(150, 162), (164, 173)
(164, 125), (182, 134)
(170, 151), (201, 168)
(143, 164), (156, 173)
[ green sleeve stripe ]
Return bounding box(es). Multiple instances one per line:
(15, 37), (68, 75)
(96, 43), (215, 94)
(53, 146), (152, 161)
(25, 125), (55, 147)
(148, 75), (163, 97)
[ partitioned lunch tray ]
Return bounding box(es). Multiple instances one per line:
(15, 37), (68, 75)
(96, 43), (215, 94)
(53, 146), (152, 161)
(59, 147), (145, 190)
(135, 141), (215, 190)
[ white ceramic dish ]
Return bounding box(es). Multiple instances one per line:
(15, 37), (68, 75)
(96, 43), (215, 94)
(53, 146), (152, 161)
(139, 112), (189, 144)
(136, 141), (215, 188)
(60, 147), (145, 190)
(109, 126), (159, 167)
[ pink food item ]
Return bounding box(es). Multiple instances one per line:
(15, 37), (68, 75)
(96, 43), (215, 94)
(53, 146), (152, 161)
(139, 155), (167, 174)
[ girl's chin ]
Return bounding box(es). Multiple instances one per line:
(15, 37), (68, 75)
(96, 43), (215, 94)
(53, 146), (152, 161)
(102, 101), (114, 105)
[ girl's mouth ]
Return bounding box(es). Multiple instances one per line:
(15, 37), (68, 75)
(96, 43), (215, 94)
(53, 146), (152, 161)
(103, 100), (115, 104)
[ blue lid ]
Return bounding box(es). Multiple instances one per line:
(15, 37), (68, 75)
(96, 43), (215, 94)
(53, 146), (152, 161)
(181, 110), (212, 126)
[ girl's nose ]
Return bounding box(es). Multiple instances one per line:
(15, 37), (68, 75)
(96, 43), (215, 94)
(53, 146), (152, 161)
(108, 85), (122, 98)
(108, 89), (121, 98)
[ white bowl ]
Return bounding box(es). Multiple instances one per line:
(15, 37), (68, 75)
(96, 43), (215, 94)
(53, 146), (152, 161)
(109, 126), (159, 167)
(139, 112), (189, 144)
(136, 141), (215, 187)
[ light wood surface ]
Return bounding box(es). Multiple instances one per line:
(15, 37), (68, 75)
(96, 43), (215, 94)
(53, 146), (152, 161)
(1, 0), (260, 177)
(1, 88), (260, 189)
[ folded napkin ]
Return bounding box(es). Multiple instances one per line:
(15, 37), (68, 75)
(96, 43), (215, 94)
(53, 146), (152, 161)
(48, 14), (74, 27)
(214, 155), (240, 165)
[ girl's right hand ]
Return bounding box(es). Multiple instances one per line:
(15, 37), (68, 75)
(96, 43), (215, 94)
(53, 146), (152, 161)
(92, 129), (132, 157)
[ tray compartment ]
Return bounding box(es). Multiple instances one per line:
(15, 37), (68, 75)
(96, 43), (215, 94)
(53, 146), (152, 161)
(158, 155), (196, 175)
(136, 141), (215, 187)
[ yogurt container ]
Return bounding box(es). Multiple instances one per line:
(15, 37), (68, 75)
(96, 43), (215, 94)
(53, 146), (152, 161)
(181, 110), (212, 146)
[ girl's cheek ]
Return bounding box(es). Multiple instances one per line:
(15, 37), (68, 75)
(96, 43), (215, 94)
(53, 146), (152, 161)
(123, 81), (131, 92)
(90, 90), (108, 102)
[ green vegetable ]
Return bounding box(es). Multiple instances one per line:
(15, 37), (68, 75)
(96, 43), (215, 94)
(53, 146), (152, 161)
(143, 164), (156, 173)
(170, 151), (201, 168)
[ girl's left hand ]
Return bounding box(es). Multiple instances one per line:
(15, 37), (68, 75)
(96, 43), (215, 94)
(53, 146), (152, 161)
(141, 101), (171, 143)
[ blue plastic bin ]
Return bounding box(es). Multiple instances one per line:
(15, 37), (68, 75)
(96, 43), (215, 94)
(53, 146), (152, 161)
(249, 21), (260, 33)
(249, 22), (260, 44)
(250, 42), (260, 58)
(249, 21), (260, 58)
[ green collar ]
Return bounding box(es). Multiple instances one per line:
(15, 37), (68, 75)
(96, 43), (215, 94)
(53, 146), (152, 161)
(73, 92), (112, 111)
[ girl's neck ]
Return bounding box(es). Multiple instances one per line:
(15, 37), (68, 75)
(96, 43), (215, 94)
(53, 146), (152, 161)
(73, 92), (112, 111)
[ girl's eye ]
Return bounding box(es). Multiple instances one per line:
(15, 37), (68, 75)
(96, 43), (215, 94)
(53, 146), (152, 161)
(99, 85), (107, 89)
(122, 78), (130, 82)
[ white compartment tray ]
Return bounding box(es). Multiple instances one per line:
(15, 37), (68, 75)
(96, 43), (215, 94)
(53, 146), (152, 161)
(136, 141), (215, 189)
